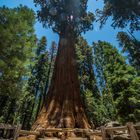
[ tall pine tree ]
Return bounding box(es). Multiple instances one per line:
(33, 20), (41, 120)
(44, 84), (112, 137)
(0, 5), (37, 124)
(93, 41), (140, 123)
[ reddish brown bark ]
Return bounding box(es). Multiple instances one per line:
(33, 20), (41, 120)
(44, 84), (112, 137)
(32, 28), (91, 132)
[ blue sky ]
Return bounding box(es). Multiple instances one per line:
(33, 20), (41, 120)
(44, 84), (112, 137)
(0, 0), (140, 48)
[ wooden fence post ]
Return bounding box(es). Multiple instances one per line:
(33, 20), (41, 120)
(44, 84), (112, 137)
(101, 126), (107, 140)
(127, 122), (139, 140)
(14, 124), (22, 140)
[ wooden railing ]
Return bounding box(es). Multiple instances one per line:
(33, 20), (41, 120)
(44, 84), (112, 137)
(19, 123), (140, 140)
(0, 122), (140, 140)
(0, 124), (21, 140)
(101, 122), (140, 140)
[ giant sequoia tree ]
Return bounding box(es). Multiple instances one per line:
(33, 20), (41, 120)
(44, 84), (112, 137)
(32, 0), (94, 131)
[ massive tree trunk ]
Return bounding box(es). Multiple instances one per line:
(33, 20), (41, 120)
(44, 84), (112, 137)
(32, 28), (91, 132)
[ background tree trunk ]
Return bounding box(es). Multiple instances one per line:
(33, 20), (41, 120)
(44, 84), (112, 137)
(32, 29), (91, 131)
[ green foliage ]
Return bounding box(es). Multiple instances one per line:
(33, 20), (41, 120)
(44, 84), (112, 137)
(93, 41), (140, 123)
(115, 77), (140, 123)
(97, 0), (140, 31)
(117, 31), (140, 74)
(76, 37), (99, 97)
(76, 37), (103, 126)
(22, 36), (50, 129)
(83, 89), (113, 126)
(0, 5), (36, 124)
(34, 0), (94, 36)
(0, 5), (57, 128)
(0, 5), (36, 96)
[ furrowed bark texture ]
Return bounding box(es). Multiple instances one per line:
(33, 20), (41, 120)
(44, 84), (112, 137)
(32, 30), (90, 131)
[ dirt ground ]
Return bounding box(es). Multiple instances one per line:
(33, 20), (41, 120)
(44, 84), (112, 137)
(18, 135), (37, 140)
(18, 135), (102, 140)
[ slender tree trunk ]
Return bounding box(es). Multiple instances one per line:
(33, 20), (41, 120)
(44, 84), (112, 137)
(32, 28), (90, 131)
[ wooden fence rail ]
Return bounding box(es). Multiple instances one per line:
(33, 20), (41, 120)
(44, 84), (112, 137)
(101, 122), (140, 140)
